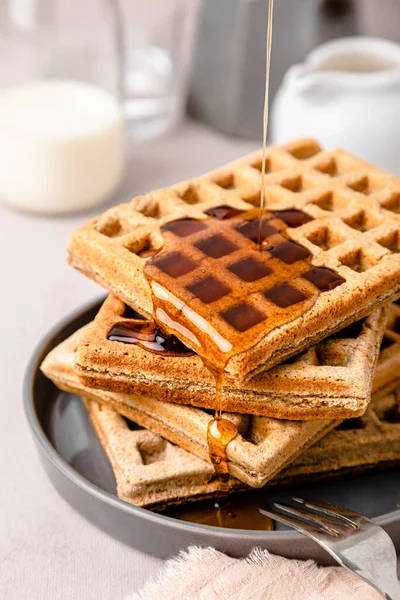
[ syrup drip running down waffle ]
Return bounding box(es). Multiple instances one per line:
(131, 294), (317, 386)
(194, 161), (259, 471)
(41, 312), (400, 489)
(41, 326), (338, 488)
(68, 139), (400, 381)
(76, 295), (389, 420)
(78, 387), (400, 512)
(144, 206), (344, 373)
(67, 138), (400, 488)
(166, 388), (400, 527)
(143, 206), (344, 488)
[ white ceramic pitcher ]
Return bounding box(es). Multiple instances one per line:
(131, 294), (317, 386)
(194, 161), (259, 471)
(271, 37), (400, 175)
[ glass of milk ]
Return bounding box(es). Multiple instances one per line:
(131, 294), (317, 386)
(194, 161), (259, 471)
(0, 80), (124, 214)
(0, 0), (200, 214)
(0, 1), (126, 214)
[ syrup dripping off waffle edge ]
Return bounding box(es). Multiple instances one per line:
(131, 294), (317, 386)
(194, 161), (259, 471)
(207, 0), (275, 500)
(107, 0), (332, 522)
(109, 86), (347, 512)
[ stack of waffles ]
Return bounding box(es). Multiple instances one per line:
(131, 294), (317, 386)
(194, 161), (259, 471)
(41, 138), (400, 515)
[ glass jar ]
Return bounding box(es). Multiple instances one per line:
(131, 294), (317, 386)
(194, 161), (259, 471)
(0, 1), (200, 214)
(0, 0), (125, 214)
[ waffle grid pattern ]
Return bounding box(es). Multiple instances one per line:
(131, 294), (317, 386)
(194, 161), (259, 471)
(280, 388), (400, 481)
(85, 399), (225, 508)
(373, 300), (400, 399)
(68, 138), (400, 377)
(74, 294), (390, 420)
(85, 386), (400, 508)
(41, 328), (336, 488)
(77, 139), (400, 297)
(146, 207), (327, 355)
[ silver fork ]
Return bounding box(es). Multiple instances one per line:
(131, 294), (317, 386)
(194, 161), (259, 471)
(260, 497), (400, 600)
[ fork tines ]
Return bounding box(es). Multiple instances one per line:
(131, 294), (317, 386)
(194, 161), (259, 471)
(260, 497), (366, 539)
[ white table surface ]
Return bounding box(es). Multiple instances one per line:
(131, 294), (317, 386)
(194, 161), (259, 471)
(0, 121), (257, 600)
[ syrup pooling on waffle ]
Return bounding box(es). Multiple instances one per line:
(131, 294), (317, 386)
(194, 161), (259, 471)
(144, 206), (345, 489)
(75, 295), (390, 420)
(67, 138), (400, 379)
(41, 327), (337, 488)
(67, 138), (400, 487)
(144, 206), (344, 372)
(108, 322), (193, 354)
(107, 306), (194, 356)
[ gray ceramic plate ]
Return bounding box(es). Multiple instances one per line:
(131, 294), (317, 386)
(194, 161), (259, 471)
(24, 298), (400, 562)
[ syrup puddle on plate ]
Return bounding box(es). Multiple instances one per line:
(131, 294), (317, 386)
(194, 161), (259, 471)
(164, 492), (274, 530)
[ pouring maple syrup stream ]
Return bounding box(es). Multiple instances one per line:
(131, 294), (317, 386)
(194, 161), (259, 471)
(207, 0), (275, 500)
(110, 0), (344, 529)
(258, 0), (274, 248)
(136, 2), (277, 528)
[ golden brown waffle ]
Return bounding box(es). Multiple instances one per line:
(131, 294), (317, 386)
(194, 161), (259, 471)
(84, 399), (230, 509)
(41, 327), (337, 487)
(84, 399), (233, 508)
(279, 389), (400, 484)
(68, 138), (400, 379)
(84, 389), (400, 509)
(373, 300), (400, 400)
(74, 294), (390, 420)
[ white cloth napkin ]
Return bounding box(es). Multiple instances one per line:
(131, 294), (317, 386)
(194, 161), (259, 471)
(128, 546), (383, 600)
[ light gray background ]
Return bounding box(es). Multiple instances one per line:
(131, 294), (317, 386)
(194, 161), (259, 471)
(0, 122), (257, 599)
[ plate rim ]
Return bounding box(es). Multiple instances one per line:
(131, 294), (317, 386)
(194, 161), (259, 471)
(23, 296), (400, 540)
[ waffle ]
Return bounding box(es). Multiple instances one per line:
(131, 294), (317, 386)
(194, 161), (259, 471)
(84, 389), (400, 509)
(68, 138), (400, 379)
(278, 389), (400, 484)
(84, 399), (230, 509)
(74, 294), (390, 420)
(372, 300), (400, 400)
(41, 327), (337, 487)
